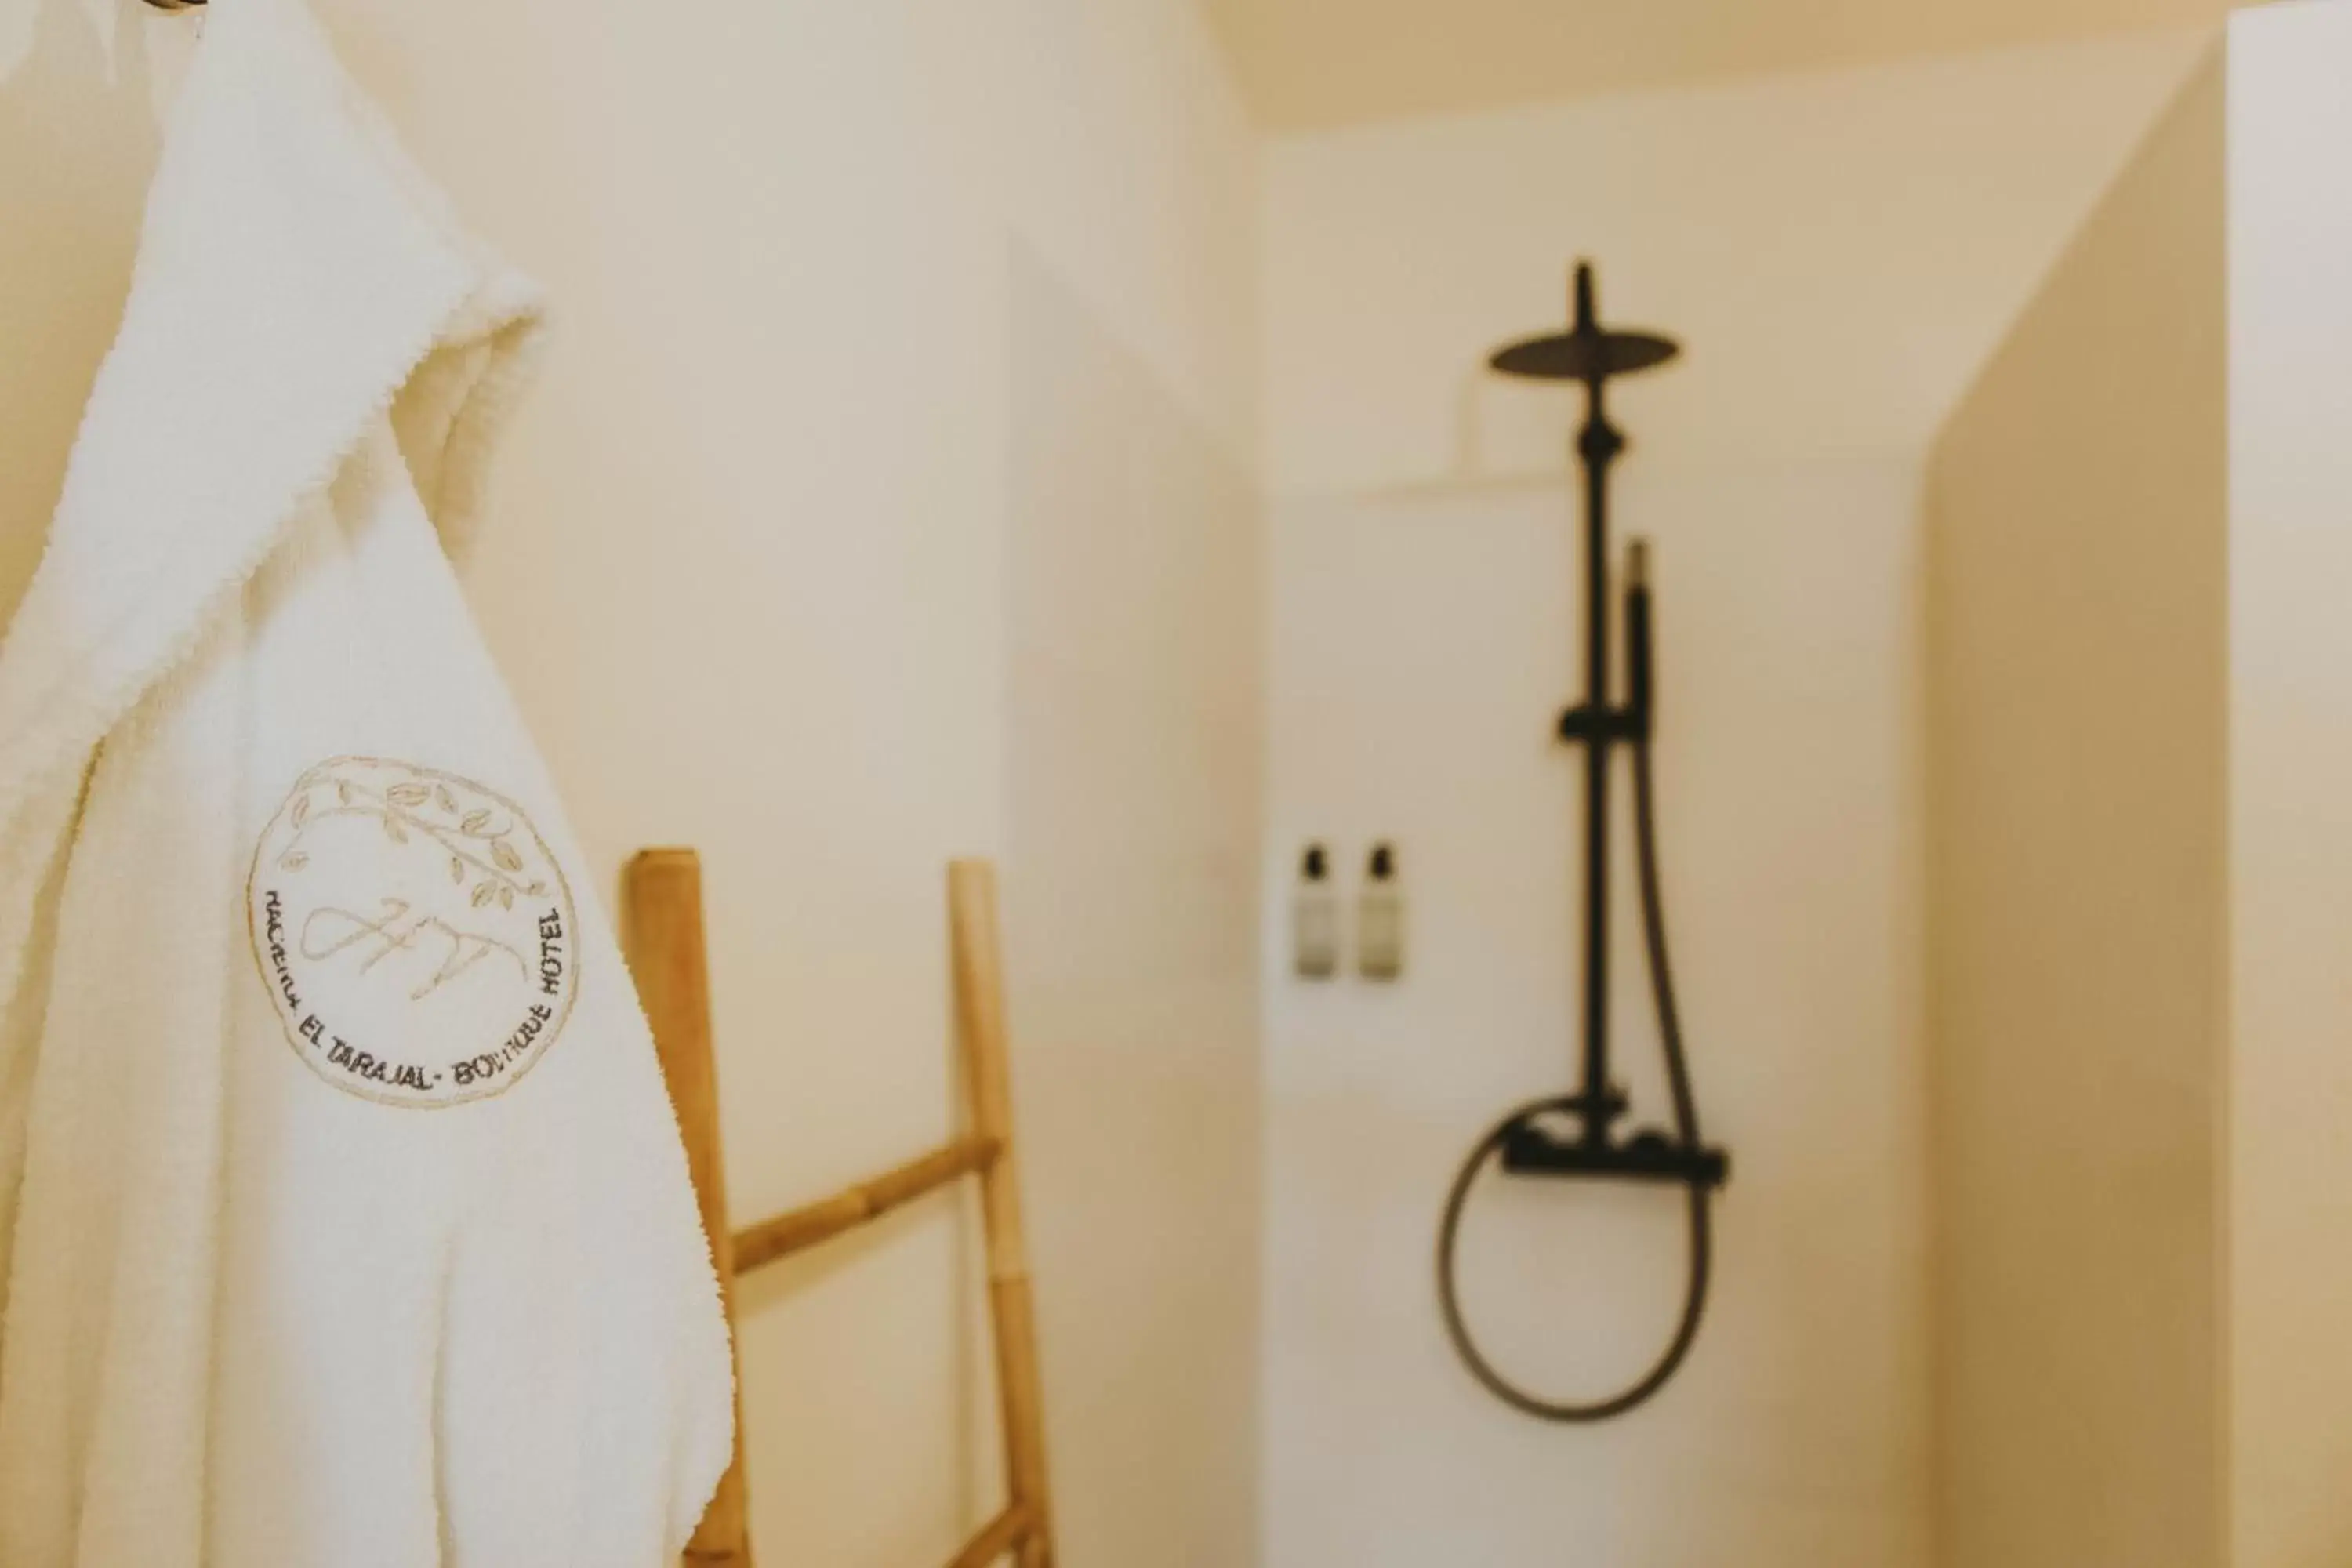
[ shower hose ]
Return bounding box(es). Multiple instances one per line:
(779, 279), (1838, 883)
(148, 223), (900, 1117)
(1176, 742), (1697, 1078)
(1433, 674), (1712, 1422)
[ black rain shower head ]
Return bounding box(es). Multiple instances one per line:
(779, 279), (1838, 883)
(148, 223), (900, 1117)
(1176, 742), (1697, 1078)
(1487, 261), (1679, 384)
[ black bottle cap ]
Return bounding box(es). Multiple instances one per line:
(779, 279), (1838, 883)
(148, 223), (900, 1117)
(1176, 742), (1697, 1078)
(1369, 843), (1395, 880)
(1303, 844), (1328, 880)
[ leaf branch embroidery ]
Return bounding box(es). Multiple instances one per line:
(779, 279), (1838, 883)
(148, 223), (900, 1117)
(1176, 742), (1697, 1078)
(278, 775), (550, 907)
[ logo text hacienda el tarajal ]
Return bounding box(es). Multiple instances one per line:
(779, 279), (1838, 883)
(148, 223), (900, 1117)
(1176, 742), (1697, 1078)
(247, 757), (579, 1109)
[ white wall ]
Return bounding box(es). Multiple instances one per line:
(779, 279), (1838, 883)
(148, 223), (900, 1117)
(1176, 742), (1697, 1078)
(1928, 53), (2227, 1568)
(0, 2), (1261, 1563)
(0, 0), (182, 629)
(1260, 29), (2210, 1566)
(1004, 248), (1264, 1567)
(1925, 11), (2352, 1562)
(2226, 4), (2352, 1560)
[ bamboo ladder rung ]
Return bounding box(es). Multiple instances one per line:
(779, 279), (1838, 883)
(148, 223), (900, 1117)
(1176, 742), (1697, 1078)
(731, 1134), (1003, 1273)
(624, 851), (1056, 1568)
(946, 1505), (1036, 1568)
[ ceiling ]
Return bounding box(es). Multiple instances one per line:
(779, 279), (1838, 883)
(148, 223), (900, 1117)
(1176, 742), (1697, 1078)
(1202, 0), (2241, 130)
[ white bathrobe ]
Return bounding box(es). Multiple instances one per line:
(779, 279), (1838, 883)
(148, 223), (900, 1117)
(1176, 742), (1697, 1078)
(0, 2), (734, 1563)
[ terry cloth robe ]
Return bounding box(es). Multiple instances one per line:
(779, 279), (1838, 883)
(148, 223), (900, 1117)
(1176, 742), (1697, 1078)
(0, 1), (734, 1564)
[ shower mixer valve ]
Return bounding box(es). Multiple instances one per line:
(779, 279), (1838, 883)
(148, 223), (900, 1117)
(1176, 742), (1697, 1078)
(1501, 1107), (1730, 1186)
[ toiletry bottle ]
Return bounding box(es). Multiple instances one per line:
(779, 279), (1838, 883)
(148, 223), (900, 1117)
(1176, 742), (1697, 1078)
(1359, 842), (1404, 980)
(1294, 844), (1339, 979)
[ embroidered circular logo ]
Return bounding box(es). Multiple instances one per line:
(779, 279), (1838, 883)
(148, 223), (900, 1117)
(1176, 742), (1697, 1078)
(247, 757), (579, 1109)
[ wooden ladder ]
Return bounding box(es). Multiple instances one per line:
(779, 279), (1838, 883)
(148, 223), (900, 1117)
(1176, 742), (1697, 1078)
(622, 851), (1055, 1568)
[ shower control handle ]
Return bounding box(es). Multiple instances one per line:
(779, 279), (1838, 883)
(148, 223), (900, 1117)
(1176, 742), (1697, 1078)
(1500, 1110), (1730, 1189)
